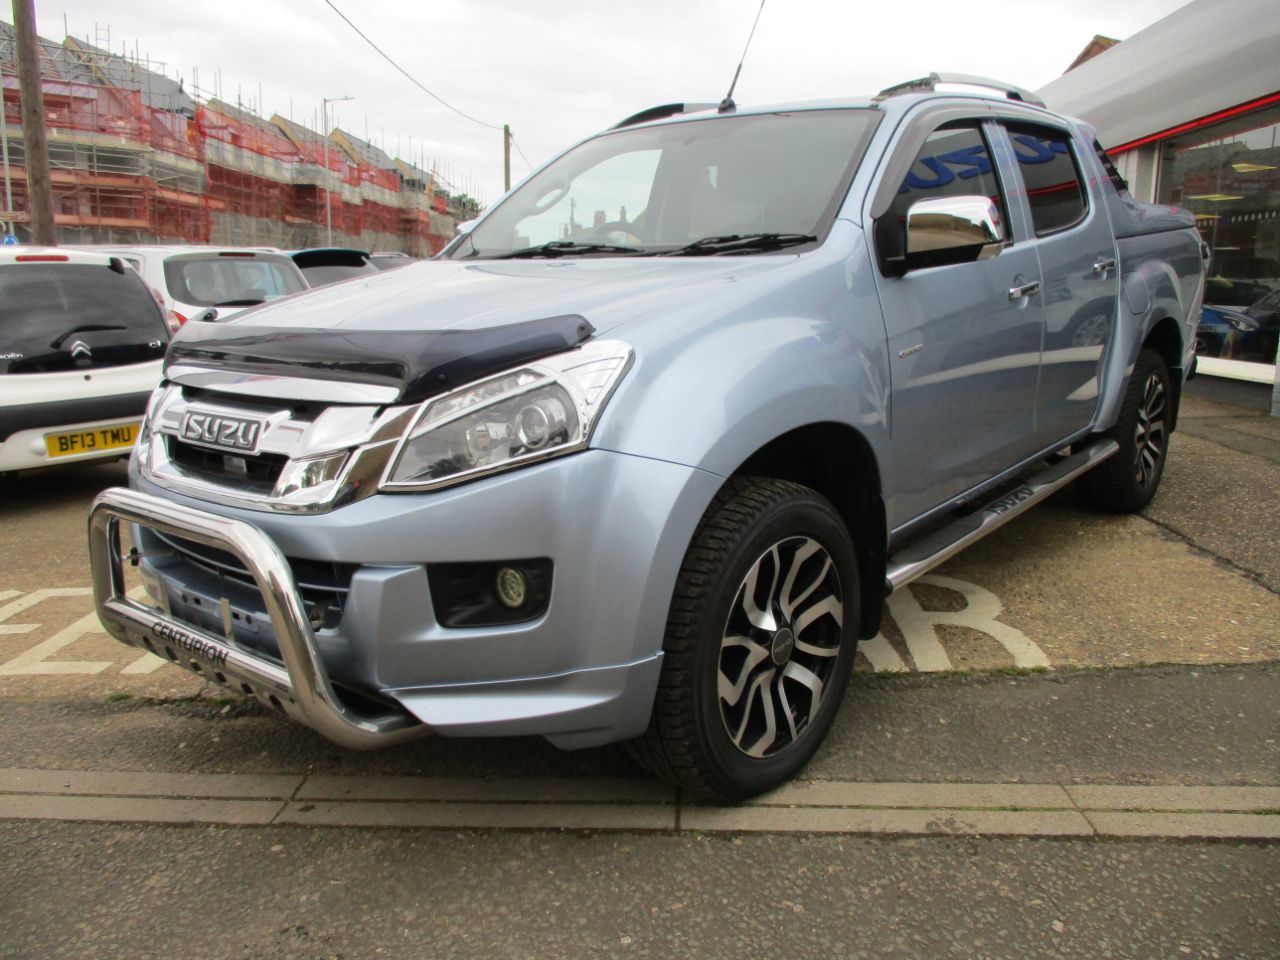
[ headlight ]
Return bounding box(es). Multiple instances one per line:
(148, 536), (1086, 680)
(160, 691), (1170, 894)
(382, 339), (633, 490)
(1225, 315), (1258, 332)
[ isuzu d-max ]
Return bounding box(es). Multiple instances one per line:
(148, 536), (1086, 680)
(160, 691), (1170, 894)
(89, 75), (1207, 799)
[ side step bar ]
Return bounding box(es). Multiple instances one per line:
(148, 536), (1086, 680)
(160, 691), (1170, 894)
(884, 439), (1119, 594)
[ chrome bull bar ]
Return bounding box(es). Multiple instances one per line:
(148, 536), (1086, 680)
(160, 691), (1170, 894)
(88, 486), (425, 750)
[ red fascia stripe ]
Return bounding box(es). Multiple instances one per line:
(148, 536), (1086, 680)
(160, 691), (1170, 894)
(1108, 91), (1280, 154)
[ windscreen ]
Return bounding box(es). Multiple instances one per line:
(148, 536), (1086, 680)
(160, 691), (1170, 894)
(163, 255), (306, 308)
(298, 263), (379, 287)
(0, 262), (169, 374)
(452, 109), (880, 258)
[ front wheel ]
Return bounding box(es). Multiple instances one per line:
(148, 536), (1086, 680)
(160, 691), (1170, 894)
(628, 477), (859, 800)
(1077, 347), (1172, 512)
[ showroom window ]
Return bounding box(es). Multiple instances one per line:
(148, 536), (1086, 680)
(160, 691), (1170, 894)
(1159, 106), (1280, 366)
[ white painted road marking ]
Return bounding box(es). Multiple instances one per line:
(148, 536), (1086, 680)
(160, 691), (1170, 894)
(0, 588), (93, 635)
(0, 586), (162, 676)
(863, 574), (1049, 673)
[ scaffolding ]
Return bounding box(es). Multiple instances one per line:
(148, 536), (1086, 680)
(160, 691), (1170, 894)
(0, 20), (465, 252)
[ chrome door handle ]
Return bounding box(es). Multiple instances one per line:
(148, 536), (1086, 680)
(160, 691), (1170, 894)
(1008, 280), (1040, 301)
(1092, 257), (1117, 278)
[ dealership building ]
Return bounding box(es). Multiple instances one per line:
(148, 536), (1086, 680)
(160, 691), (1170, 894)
(1039, 0), (1279, 407)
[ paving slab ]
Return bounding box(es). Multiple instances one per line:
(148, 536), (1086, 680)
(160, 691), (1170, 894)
(276, 799), (678, 831)
(1085, 811), (1280, 840)
(0, 767), (301, 799)
(746, 780), (1071, 810)
(295, 773), (675, 804)
(0, 793), (282, 825)
(680, 806), (1095, 836)
(1068, 784), (1280, 812)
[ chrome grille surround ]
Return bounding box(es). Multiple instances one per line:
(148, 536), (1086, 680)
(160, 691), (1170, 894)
(140, 377), (417, 515)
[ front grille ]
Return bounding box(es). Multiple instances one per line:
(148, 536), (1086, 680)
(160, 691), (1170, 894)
(166, 436), (287, 494)
(150, 529), (356, 630)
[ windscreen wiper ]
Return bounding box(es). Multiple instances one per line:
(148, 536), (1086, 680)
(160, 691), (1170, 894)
(501, 241), (645, 259)
(50, 324), (127, 348)
(659, 233), (818, 256)
(214, 298), (265, 307)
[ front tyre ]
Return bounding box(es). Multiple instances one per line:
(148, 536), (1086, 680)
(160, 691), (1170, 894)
(629, 477), (859, 800)
(1078, 347), (1172, 512)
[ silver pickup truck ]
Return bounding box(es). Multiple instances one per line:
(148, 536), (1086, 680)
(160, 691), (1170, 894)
(89, 74), (1206, 799)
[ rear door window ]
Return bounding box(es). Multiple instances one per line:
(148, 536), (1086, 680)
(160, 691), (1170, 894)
(0, 262), (169, 374)
(163, 255), (306, 307)
(1006, 124), (1088, 235)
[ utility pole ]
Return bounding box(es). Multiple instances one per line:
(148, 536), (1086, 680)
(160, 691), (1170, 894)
(12, 0), (55, 244)
(320, 95), (353, 247)
(503, 124), (511, 194)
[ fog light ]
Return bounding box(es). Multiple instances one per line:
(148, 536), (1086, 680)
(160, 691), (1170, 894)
(428, 558), (552, 627)
(495, 566), (527, 609)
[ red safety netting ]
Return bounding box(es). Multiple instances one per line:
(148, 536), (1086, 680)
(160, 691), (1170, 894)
(197, 103), (300, 164)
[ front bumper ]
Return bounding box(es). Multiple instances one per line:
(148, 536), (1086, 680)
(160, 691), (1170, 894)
(92, 449), (720, 749)
(90, 487), (424, 749)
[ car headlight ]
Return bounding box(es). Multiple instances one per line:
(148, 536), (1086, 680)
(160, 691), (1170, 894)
(382, 339), (633, 490)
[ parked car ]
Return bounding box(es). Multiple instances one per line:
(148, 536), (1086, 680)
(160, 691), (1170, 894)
(1, 248), (170, 473)
(89, 245), (307, 325)
(368, 251), (415, 272)
(89, 74), (1205, 799)
(1197, 290), (1280, 362)
(287, 248), (380, 287)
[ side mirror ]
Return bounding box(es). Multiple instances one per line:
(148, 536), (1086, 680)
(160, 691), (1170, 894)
(455, 218), (478, 236)
(886, 195), (1004, 276)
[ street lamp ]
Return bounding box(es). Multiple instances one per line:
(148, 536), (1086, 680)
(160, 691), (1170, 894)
(320, 95), (354, 247)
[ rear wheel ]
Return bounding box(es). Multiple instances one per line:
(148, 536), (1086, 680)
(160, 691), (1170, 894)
(1078, 347), (1171, 512)
(629, 477), (859, 800)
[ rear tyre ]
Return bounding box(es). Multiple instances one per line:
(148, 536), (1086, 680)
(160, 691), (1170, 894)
(628, 477), (859, 801)
(1077, 347), (1171, 513)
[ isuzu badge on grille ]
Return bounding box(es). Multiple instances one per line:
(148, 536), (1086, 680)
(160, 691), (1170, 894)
(179, 410), (263, 453)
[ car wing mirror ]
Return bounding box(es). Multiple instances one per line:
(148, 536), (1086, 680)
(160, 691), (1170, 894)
(886, 195), (1004, 276)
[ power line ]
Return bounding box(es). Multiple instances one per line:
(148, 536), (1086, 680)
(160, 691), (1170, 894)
(321, 0), (502, 131)
(508, 132), (534, 173)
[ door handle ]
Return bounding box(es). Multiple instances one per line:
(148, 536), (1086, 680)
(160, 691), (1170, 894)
(1008, 280), (1040, 301)
(1092, 257), (1117, 278)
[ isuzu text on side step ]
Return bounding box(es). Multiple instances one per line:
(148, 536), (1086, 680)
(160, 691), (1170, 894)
(90, 75), (1206, 799)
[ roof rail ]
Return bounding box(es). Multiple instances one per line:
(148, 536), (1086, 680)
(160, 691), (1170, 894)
(874, 73), (1045, 109)
(611, 102), (718, 129)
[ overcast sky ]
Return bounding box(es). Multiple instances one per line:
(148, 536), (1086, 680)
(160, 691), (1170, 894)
(38, 0), (1191, 205)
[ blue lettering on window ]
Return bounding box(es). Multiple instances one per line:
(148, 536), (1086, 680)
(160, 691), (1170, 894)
(936, 145), (992, 179)
(904, 157), (956, 191)
(1011, 135), (1059, 165)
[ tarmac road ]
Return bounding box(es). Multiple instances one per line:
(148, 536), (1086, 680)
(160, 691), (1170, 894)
(1, 380), (1277, 958)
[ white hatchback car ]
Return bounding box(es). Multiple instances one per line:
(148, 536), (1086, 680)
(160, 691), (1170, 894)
(89, 245), (308, 325)
(0, 248), (171, 473)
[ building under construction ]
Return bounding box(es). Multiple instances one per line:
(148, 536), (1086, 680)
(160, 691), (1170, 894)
(0, 21), (477, 254)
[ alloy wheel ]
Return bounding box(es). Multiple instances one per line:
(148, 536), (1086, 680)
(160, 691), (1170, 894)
(1133, 371), (1167, 488)
(717, 536), (843, 759)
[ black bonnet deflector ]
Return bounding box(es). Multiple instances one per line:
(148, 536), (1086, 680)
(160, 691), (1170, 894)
(167, 314), (595, 404)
